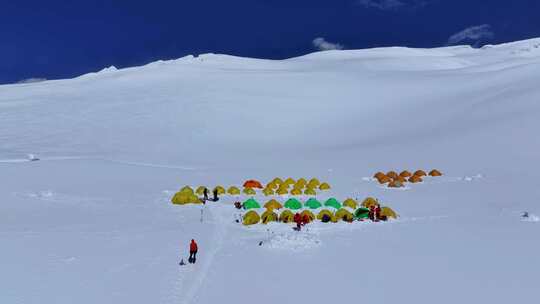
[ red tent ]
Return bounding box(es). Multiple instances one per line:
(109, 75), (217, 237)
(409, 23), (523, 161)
(243, 180), (263, 189)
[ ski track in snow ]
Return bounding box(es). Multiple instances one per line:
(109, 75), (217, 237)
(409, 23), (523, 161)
(177, 206), (228, 304)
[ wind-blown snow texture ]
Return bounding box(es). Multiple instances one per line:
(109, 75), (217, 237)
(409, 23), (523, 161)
(2, 39), (540, 304)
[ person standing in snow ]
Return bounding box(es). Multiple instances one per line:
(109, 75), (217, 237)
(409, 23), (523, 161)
(374, 204), (381, 222)
(203, 187), (209, 201)
(212, 188), (218, 201)
(188, 239), (198, 264)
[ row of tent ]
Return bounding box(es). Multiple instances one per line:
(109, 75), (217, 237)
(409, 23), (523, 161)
(243, 197), (358, 210)
(242, 206), (398, 225)
(374, 169), (443, 188)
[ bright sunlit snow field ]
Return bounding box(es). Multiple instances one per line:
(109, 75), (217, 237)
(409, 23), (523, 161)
(2, 39), (540, 304)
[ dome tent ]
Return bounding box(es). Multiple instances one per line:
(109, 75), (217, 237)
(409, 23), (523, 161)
(429, 169), (443, 177)
(284, 198), (302, 210)
(400, 170), (412, 178)
(300, 210), (316, 223)
(243, 211), (260, 225)
(409, 175), (423, 183)
(180, 186), (194, 194)
(380, 207), (398, 219)
(324, 198), (341, 209)
(317, 209), (334, 222)
(171, 192), (201, 205)
(284, 177), (295, 185)
(335, 208), (354, 222)
(279, 210), (295, 223)
(264, 199), (283, 211)
(373, 172), (386, 179)
(290, 188), (302, 196)
(319, 182), (331, 190)
(304, 188), (317, 196)
(243, 180), (264, 189)
(227, 186), (241, 195)
(266, 182), (278, 190)
(414, 170), (427, 177)
(308, 178), (320, 188)
(263, 188), (275, 196)
(261, 210), (278, 224)
(377, 175), (391, 184)
(361, 197), (379, 209)
(386, 171), (399, 179)
(343, 198), (358, 209)
(196, 186), (207, 195)
(305, 198), (322, 209)
(354, 207), (370, 219)
(271, 177), (283, 184)
(243, 198), (261, 210)
(276, 187), (289, 195)
(213, 186), (226, 195)
(243, 187), (256, 195)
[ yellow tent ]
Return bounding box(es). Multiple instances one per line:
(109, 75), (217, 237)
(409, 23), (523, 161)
(213, 186), (226, 195)
(266, 182), (278, 190)
(343, 198), (358, 209)
(290, 188), (302, 196)
(263, 188), (275, 196)
(261, 210), (278, 224)
(361, 197), (379, 209)
(293, 182), (305, 189)
(171, 192), (201, 205)
(180, 186), (194, 194)
(297, 177), (307, 185)
(317, 209), (334, 221)
(243, 211), (260, 225)
(300, 210), (316, 223)
(308, 178), (320, 188)
(227, 186), (241, 195)
(264, 199), (283, 211)
(271, 177), (283, 185)
(243, 187), (256, 195)
(284, 177), (295, 185)
(335, 208), (354, 222)
(319, 182), (331, 190)
(380, 207), (398, 219)
(304, 188), (317, 196)
(195, 186), (207, 195)
(279, 210), (294, 223)
(276, 187), (289, 195)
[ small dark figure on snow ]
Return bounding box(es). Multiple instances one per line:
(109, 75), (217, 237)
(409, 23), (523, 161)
(522, 211), (529, 218)
(293, 212), (302, 231)
(234, 201), (242, 209)
(213, 188), (219, 202)
(203, 188), (209, 201)
(188, 239), (198, 264)
(321, 214), (331, 223)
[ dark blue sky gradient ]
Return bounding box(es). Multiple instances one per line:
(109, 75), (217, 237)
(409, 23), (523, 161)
(2, 0), (539, 83)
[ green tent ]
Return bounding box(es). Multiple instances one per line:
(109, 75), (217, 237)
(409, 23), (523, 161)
(243, 198), (261, 210)
(284, 198), (302, 210)
(324, 198), (342, 209)
(354, 207), (370, 219)
(304, 198), (322, 209)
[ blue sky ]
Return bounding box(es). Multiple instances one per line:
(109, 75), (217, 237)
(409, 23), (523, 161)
(2, 0), (539, 84)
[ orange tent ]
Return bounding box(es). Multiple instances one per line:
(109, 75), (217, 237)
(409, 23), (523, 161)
(243, 180), (264, 189)
(400, 170), (412, 178)
(373, 172), (386, 179)
(409, 175), (423, 183)
(395, 176), (407, 183)
(377, 175), (391, 184)
(388, 180), (404, 188)
(387, 171), (399, 179)
(429, 169), (443, 177)
(414, 170), (427, 177)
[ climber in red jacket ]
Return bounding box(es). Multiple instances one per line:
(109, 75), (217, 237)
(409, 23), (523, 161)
(293, 212), (302, 231)
(189, 239), (198, 264)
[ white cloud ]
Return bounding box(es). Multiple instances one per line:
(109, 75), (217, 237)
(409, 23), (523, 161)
(312, 37), (344, 51)
(357, 0), (404, 10)
(447, 24), (494, 45)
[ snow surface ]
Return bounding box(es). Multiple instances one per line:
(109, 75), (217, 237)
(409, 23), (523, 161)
(2, 39), (540, 304)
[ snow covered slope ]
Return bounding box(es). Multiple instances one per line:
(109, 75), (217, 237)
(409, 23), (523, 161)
(1, 39), (540, 304)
